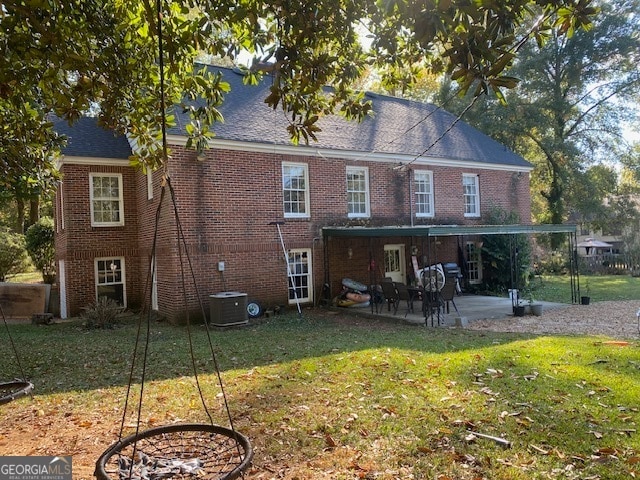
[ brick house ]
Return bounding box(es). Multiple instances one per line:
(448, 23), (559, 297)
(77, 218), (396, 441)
(54, 66), (533, 321)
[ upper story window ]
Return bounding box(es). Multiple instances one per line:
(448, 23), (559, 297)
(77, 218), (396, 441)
(90, 173), (124, 226)
(414, 170), (434, 217)
(462, 173), (480, 218)
(346, 166), (370, 218)
(282, 162), (310, 218)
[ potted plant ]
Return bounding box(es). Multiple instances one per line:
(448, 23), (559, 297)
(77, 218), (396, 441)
(581, 280), (591, 305)
(513, 288), (528, 316)
(529, 300), (543, 316)
(523, 288), (543, 316)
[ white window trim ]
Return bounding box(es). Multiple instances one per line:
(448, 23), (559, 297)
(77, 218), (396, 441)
(346, 166), (370, 218)
(89, 173), (124, 227)
(465, 241), (483, 285)
(463, 173), (480, 218)
(57, 182), (65, 232)
(146, 169), (153, 201)
(414, 170), (435, 218)
(282, 162), (310, 219)
(287, 248), (313, 304)
(94, 257), (127, 307)
(151, 256), (158, 311)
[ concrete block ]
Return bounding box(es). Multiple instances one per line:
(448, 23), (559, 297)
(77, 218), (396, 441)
(454, 316), (468, 327)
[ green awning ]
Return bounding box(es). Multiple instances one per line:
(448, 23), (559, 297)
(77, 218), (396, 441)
(322, 224), (576, 238)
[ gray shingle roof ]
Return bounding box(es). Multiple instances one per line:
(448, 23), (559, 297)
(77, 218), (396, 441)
(59, 66), (529, 168)
(54, 116), (132, 159)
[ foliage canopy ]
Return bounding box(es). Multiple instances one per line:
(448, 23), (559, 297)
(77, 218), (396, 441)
(0, 229), (29, 282)
(435, 0), (640, 231)
(25, 217), (56, 284)
(0, 0), (597, 183)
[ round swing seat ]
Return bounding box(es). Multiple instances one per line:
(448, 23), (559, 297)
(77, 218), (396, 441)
(0, 379), (34, 405)
(95, 423), (253, 480)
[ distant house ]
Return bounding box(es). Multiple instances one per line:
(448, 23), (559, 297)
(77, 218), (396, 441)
(574, 195), (640, 273)
(53, 66), (534, 321)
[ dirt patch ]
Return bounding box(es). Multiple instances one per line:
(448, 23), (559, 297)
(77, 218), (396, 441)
(467, 300), (640, 339)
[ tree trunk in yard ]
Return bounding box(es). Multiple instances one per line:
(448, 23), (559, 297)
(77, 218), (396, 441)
(29, 195), (39, 226)
(15, 197), (25, 233)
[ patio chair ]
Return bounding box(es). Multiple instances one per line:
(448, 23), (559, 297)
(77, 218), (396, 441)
(380, 280), (399, 314)
(422, 290), (444, 326)
(439, 279), (459, 315)
(394, 282), (414, 317)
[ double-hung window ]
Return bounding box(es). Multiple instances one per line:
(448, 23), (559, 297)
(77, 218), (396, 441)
(462, 174), (480, 218)
(346, 166), (370, 218)
(414, 170), (434, 217)
(287, 248), (312, 304)
(95, 257), (126, 306)
(282, 162), (310, 218)
(90, 173), (124, 226)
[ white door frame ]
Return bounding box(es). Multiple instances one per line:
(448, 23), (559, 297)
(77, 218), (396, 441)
(383, 244), (406, 283)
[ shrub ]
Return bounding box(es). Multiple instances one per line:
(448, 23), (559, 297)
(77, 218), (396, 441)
(0, 229), (29, 281)
(81, 296), (123, 329)
(25, 217), (56, 284)
(481, 206), (532, 293)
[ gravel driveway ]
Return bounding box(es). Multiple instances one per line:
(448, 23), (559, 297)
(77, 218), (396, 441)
(467, 300), (640, 339)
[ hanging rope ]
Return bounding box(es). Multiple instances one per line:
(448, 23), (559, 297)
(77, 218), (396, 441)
(1, 303), (28, 382)
(103, 2), (251, 478)
(0, 303), (34, 405)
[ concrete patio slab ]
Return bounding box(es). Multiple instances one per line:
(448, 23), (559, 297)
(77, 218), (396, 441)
(334, 293), (568, 327)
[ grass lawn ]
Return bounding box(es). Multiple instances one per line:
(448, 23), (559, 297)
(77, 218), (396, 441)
(531, 274), (640, 303)
(4, 268), (43, 284)
(2, 310), (639, 479)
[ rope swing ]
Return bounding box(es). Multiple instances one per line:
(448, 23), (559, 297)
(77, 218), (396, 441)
(94, 1), (253, 478)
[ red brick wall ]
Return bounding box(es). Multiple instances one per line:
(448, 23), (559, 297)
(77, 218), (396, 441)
(55, 163), (140, 316)
(55, 146), (531, 321)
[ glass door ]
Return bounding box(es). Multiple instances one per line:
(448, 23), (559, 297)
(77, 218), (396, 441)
(383, 244), (405, 283)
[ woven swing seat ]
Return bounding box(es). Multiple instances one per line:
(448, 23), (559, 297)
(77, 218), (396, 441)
(95, 423), (253, 480)
(0, 379), (34, 405)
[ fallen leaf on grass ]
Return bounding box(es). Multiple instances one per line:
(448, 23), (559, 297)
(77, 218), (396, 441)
(603, 341), (630, 347)
(588, 430), (604, 439)
(530, 444), (550, 455)
(595, 447), (619, 456)
(325, 434), (337, 449)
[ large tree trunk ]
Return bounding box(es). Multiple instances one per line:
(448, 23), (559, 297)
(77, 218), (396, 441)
(29, 195), (39, 226)
(15, 197), (25, 233)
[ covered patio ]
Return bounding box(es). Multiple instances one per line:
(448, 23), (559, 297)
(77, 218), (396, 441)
(321, 223), (579, 325)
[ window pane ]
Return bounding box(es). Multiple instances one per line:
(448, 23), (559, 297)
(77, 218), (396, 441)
(347, 168), (369, 217)
(287, 250), (311, 302)
(91, 174), (123, 225)
(282, 164), (308, 216)
(95, 258), (125, 306)
(415, 171), (433, 216)
(463, 175), (479, 216)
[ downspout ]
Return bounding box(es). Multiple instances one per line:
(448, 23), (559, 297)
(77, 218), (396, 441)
(408, 168), (414, 227)
(312, 236), (321, 306)
(322, 233), (331, 305)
